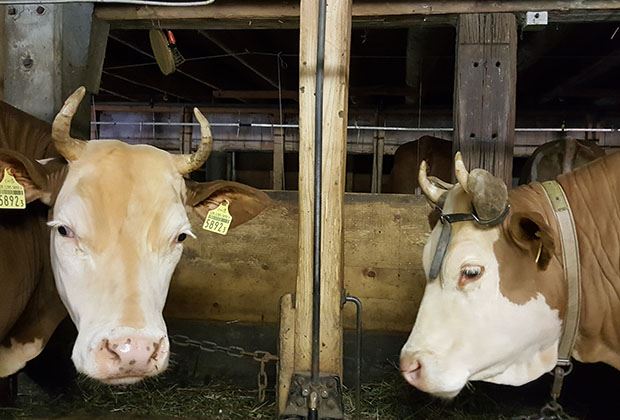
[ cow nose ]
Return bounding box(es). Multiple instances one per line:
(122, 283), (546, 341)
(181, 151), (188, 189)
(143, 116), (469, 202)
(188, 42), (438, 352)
(400, 353), (423, 386)
(95, 335), (168, 381)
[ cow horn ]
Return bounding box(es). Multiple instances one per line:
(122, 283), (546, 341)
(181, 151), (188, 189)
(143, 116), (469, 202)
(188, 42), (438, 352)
(52, 86), (88, 161)
(454, 151), (470, 193)
(174, 108), (213, 175)
(454, 152), (508, 220)
(418, 160), (446, 204)
(467, 169), (508, 221)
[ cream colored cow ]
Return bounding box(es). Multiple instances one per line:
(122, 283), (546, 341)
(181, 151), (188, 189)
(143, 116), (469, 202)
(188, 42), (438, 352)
(0, 87), (269, 384)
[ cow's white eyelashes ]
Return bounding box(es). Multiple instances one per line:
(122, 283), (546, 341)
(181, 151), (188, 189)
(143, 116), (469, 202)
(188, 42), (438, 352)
(458, 264), (484, 288)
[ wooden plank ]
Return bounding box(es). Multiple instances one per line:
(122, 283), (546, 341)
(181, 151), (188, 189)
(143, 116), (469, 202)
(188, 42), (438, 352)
(272, 126), (285, 190)
(453, 13), (517, 184)
(95, 1), (620, 29)
(165, 191), (430, 333)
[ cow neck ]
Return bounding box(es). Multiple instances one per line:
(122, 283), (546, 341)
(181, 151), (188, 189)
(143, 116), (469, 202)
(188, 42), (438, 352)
(539, 180), (581, 367)
(556, 153), (620, 370)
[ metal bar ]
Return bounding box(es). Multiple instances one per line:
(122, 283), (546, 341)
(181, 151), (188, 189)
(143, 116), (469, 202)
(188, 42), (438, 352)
(90, 121), (620, 133)
(344, 295), (362, 420)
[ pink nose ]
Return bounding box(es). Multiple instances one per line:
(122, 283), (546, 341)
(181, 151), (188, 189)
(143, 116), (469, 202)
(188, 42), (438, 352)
(95, 335), (168, 382)
(400, 353), (423, 387)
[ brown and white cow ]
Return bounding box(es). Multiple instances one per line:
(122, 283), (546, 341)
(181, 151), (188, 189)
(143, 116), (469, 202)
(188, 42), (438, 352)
(0, 87), (270, 384)
(400, 151), (620, 398)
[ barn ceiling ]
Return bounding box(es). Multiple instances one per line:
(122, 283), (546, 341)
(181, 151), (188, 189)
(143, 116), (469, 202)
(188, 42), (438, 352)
(96, 22), (620, 119)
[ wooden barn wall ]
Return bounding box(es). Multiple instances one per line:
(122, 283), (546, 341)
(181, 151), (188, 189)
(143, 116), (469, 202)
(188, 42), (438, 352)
(165, 191), (429, 333)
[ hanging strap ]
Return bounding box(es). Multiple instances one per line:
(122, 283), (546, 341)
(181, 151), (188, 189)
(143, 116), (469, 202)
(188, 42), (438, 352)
(540, 180), (581, 365)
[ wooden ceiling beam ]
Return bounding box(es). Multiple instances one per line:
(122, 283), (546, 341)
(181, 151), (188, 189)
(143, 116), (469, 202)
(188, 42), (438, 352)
(96, 1), (620, 29)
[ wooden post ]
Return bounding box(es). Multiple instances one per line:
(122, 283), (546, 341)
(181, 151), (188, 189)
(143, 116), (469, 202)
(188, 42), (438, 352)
(292, 0), (318, 379)
(277, 293), (295, 414)
(290, 0), (352, 385)
(453, 13), (517, 184)
(373, 129), (385, 193)
(181, 106), (193, 154)
(273, 126), (285, 190)
(346, 168), (354, 192)
(90, 105), (98, 140)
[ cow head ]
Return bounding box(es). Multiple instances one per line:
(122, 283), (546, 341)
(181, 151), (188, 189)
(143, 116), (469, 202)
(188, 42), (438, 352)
(5, 87), (270, 384)
(400, 153), (564, 398)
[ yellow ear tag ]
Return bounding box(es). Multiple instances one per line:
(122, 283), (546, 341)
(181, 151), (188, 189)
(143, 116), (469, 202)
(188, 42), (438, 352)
(202, 200), (232, 235)
(0, 168), (26, 209)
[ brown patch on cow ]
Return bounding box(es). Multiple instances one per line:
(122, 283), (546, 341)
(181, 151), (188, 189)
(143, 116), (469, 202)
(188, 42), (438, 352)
(494, 235), (540, 305)
(494, 184), (565, 312)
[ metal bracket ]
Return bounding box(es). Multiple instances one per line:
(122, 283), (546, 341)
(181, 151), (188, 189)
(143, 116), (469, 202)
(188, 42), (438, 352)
(281, 373), (344, 419)
(522, 11), (548, 31)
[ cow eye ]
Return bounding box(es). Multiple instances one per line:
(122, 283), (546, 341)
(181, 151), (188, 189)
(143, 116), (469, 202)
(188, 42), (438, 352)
(177, 233), (187, 243)
(458, 264), (484, 287)
(57, 225), (75, 238)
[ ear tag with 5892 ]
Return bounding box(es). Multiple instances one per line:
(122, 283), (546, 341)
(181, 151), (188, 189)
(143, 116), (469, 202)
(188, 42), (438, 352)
(202, 200), (232, 235)
(0, 168), (26, 209)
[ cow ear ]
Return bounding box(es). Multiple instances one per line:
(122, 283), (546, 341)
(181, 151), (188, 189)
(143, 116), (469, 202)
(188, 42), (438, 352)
(185, 180), (271, 229)
(0, 149), (65, 206)
(506, 211), (556, 270)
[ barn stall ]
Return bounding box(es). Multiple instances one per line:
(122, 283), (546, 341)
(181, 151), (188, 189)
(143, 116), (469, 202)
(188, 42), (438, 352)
(1, 1), (620, 418)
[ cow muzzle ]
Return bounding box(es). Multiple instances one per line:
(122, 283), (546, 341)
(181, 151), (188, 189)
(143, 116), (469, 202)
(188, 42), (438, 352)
(86, 333), (169, 384)
(400, 350), (467, 399)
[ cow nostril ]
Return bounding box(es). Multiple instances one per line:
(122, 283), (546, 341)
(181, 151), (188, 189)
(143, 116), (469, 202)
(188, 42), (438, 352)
(410, 359), (421, 373)
(402, 359), (422, 375)
(149, 338), (164, 361)
(104, 339), (121, 362)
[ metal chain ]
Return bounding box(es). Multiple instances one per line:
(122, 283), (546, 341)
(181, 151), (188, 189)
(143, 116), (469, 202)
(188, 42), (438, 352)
(510, 364), (578, 420)
(170, 334), (279, 403)
(511, 400), (579, 420)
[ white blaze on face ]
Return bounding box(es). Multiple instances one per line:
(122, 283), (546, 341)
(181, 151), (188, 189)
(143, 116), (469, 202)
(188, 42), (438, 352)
(400, 186), (562, 398)
(49, 141), (193, 384)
